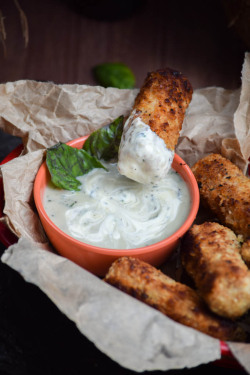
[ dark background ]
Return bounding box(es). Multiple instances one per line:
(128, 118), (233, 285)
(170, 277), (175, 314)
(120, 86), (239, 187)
(0, 0), (247, 89)
(0, 0), (249, 374)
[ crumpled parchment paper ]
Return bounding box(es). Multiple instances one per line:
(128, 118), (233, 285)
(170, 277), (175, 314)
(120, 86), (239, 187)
(0, 53), (250, 373)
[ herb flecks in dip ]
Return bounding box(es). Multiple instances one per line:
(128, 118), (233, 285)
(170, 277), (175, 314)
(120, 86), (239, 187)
(44, 162), (191, 249)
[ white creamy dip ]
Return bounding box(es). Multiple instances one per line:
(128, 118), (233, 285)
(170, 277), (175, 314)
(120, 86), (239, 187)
(44, 162), (191, 249)
(117, 112), (174, 184)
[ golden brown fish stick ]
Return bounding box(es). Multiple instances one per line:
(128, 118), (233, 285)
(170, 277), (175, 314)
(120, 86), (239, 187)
(191, 153), (250, 239)
(104, 256), (245, 342)
(181, 222), (250, 320)
(132, 68), (193, 151)
(241, 239), (250, 268)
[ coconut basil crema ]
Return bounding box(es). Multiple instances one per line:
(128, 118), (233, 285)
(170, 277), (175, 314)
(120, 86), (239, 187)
(43, 160), (191, 249)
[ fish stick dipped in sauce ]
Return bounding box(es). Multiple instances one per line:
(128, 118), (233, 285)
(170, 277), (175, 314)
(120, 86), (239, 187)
(117, 68), (193, 184)
(104, 257), (245, 341)
(181, 222), (250, 320)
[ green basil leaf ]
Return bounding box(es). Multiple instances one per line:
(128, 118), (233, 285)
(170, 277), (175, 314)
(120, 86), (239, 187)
(93, 62), (135, 89)
(46, 142), (106, 191)
(83, 115), (124, 161)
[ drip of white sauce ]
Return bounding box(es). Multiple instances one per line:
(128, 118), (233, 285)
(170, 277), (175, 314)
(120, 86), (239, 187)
(117, 112), (174, 184)
(44, 162), (191, 249)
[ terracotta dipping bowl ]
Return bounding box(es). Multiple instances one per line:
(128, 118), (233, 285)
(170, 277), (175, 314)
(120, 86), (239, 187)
(33, 136), (200, 276)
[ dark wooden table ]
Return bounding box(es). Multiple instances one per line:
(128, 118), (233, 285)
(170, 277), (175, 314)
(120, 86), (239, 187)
(0, 0), (247, 89)
(0, 0), (248, 374)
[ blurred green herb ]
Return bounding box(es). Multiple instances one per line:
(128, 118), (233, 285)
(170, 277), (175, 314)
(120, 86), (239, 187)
(93, 62), (135, 89)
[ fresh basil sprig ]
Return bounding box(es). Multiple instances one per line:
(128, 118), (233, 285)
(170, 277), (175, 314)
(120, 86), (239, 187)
(83, 115), (124, 161)
(46, 115), (124, 191)
(46, 143), (106, 191)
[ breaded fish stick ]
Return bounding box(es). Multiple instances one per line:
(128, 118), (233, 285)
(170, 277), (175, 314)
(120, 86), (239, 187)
(133, 68), (193, 151)
(241, 239), (250, 268)
(118, 68), (193, 184)
(181, 222), (250, 320)
(104, 256), (245, 341)
(192, 153), (250, 239)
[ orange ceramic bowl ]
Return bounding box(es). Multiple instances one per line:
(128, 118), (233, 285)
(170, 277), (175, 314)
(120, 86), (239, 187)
(34, 136), (199, 276)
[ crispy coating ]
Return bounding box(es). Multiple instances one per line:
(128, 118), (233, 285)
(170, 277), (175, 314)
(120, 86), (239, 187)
(181, 222), (250, 320)
(132, 68), (193, 151)
(104, 256), (245, 342)
(192, 153), (250, 239)
(241, 238), (250, 268)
